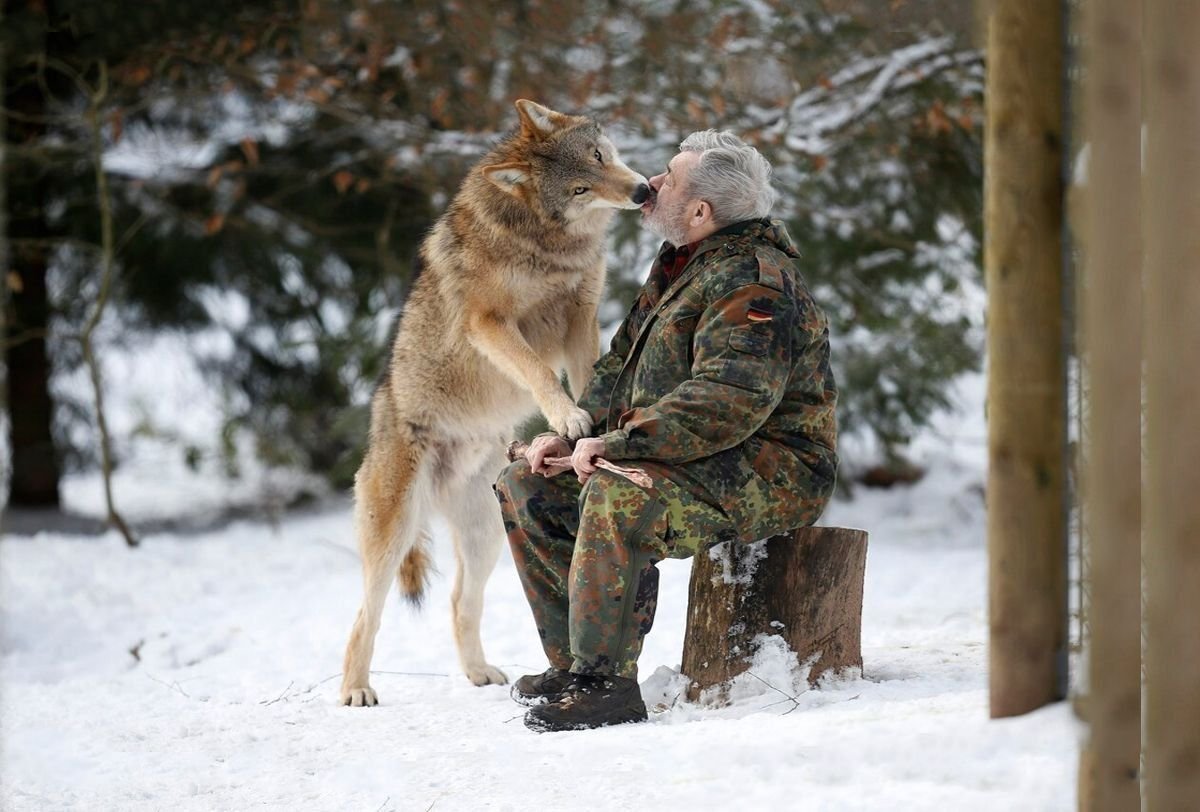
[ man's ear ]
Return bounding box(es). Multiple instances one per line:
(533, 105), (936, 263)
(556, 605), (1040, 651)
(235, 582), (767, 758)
(691, 200), (713, 226)
(514, 99), (569, 139)
(482, 161), (532, 194)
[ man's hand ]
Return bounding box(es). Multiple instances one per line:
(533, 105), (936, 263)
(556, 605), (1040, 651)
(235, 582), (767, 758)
(570, 437), (607, 485)
(525, 434), (573, 477)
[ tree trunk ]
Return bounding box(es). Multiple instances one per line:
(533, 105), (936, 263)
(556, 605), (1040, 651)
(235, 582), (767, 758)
(681, 527), (868, 703)
(1142, 1), (1200, 807)
(4, 1), (61, 507)
(983, 0), (1069, 719)
(1077, 0), (1142, 808)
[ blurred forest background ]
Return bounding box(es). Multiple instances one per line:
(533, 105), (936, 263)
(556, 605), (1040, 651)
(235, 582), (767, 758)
(1, 0), (983, 516)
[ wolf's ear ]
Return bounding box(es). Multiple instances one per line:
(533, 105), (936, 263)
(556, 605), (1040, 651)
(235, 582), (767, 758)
(514, 99), (568, 139)
(482, 161), (532, 194)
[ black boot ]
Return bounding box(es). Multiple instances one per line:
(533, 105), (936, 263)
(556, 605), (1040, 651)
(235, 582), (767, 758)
(524, 674), (648, 732)
(510, 667), (574, 706)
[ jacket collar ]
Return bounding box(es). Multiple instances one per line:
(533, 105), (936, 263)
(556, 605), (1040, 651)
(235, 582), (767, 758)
(654, 218), (772, 267)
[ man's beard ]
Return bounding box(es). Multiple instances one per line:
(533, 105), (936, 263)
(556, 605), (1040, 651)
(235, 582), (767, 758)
(642, 195), (691, 247)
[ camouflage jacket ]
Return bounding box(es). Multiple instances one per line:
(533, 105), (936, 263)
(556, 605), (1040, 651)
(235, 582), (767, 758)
(579, 218), (839, 541)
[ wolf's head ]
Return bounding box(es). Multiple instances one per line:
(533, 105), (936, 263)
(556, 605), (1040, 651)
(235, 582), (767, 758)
(481, 100), (650, 226)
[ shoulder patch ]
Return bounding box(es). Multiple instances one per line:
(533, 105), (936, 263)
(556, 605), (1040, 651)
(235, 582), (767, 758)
(755, 252), (786, 293)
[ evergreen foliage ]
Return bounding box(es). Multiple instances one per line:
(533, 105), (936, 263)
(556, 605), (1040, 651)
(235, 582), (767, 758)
(3, 0), (982, 497)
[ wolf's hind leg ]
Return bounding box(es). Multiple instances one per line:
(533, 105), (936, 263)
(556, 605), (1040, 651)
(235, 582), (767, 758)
(340, 443), (429, 706)
(442, 462), (509, 686)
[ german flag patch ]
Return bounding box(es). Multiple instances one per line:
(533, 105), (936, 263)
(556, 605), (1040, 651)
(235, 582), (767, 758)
(747, 306), (773, 323)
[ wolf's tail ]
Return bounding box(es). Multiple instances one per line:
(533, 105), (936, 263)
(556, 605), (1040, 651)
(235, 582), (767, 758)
(397, 530), (434, 607)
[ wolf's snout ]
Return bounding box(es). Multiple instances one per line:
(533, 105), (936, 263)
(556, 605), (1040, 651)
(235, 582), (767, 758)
(631, 183), (651, 205)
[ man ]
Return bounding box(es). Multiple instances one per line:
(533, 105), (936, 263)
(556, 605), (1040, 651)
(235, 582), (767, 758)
(493, 130), (839, 732)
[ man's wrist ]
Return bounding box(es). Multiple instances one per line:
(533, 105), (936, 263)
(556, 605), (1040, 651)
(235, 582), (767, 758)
(599, 430), (628, 460)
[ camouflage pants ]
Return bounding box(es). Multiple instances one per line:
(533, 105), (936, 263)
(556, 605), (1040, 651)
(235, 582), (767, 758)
(494, 460), (730, 680)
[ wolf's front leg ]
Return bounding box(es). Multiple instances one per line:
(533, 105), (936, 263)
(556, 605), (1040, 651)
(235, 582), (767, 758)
(466, 308), (592, 439)
(564, 304), (602, 402)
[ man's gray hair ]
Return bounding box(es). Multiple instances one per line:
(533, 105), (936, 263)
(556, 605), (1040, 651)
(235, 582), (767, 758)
(679, 130), (777, 227)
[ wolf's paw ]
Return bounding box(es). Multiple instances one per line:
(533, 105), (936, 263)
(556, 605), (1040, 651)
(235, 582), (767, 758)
(340, 684), (379, 707)
(548, 404), (593, 442)
(466, 664), (509, 686)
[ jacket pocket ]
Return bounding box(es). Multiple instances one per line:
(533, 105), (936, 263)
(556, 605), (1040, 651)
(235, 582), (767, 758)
(728, 324), (771, 356)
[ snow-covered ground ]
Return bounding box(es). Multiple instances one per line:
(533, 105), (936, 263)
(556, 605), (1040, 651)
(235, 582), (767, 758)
(0, 373), (1079, 811)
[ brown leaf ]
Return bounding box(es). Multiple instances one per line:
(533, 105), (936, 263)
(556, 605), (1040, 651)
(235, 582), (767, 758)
(925, 100), (953, 135)
(7, 271), (24, 294)
(430, 89), (449, 124)
(275, 72), (298, 96)
(306, 87), (331, 105)
(354, 178), (371, 194)
(711, 93), (726, 117)
(240, 138), (260, 166)
(811, 154), (829, 172)
(205, 213), (226, 235)
(818, 75), (835, 92)
(708, 16), (734, 49)
(332, 171), (354, 195)
(124, 65), (152, 87)
(207, 165), (224, 188)
(109, 110), (124, 145)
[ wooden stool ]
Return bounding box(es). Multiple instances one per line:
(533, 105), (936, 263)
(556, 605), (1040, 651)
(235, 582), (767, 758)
(681, 526), (868, 702)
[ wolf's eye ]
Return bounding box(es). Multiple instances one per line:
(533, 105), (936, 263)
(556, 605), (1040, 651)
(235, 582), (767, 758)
(573, 186), (589, 195)
(594, 150), (603, 163)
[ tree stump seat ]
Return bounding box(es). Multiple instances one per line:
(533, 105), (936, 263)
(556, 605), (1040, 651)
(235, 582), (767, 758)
(680, 526), (869, 702)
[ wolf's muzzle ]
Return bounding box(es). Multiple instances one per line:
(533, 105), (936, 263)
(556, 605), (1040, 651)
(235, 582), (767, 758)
(631, 183), (651, 205)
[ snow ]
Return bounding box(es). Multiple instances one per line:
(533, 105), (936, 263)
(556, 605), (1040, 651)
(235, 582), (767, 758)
(1, 374), (1080, 810)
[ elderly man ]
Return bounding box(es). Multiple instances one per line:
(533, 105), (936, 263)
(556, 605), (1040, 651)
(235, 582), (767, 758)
(493, 130), (839, 732)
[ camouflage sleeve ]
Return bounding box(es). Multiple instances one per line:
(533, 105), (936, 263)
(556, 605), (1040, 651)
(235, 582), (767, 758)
(576, 312), (635, 430)
(599, 283), (791, 464)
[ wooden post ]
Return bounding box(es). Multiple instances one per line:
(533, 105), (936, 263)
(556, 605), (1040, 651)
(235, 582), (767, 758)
(681, 527), (868, 702)
(983, 0), (1069, 719)
(1142, 1), (1200, 807)
(1077, 0), (1143, 808)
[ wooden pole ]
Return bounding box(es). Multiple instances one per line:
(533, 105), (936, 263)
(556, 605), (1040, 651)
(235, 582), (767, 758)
(1077, 0), (1142, 807)
(1142, 0), (1200, 807)
(984, 1), (1069, 718)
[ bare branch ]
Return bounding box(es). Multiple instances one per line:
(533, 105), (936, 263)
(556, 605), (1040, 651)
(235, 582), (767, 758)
(80, 59), (138, 548)
(0, 327), (50, 352)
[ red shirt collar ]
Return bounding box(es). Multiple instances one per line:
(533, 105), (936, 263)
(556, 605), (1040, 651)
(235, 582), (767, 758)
(662, 241), (701, 285)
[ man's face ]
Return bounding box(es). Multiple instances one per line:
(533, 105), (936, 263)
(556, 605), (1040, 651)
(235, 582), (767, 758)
(641, 151), (699, 247)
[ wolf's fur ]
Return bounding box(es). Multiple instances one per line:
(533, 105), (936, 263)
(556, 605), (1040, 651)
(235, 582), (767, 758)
(340, 100), (648, 705)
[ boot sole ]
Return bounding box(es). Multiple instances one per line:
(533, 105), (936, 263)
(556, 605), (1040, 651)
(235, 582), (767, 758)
(523, 704), (648, 733)
(510, 689), (568, 707)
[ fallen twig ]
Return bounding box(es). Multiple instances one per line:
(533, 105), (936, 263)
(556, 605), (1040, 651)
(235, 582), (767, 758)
(746, 670), (809, 715)
(145, 673), (191, 699)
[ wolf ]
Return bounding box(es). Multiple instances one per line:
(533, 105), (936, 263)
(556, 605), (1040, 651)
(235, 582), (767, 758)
(339, 100), (650, 706)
